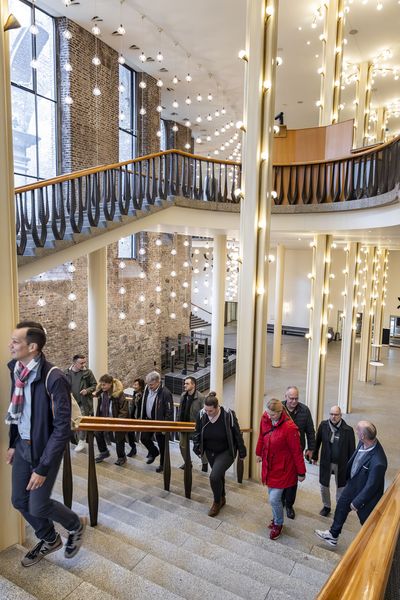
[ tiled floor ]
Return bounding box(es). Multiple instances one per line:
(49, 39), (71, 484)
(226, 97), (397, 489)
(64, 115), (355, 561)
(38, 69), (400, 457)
(196, 325), (400, 484)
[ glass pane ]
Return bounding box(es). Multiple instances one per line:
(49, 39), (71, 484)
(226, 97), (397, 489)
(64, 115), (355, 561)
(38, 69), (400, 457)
(35, 8), (55, 99)
(119, 65), (132, 131)
(9, 0), (33, 89)
(37, 97), (56, 179)
(119, 129), (133, 162)
(11, 86), (37, 178)
(118, 235), (133, 259)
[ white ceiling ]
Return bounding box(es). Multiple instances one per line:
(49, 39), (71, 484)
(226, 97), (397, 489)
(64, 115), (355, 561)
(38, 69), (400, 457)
(38, 0), (400, 159)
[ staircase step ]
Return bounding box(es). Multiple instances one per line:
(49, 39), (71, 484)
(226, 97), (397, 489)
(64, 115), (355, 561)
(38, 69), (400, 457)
(23, 530), (183, 600)
(0, 574), (37, 600)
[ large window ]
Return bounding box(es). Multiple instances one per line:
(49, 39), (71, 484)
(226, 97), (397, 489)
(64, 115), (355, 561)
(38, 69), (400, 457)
(119, 64), (137, 162)
(9, 0), (57, 187)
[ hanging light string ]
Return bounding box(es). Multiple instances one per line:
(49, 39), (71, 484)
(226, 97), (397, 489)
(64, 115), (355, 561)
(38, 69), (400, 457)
(67, 262), (77, 330)
(154, 235), (162, 317)
(138, 234), (147, 325)
(169, 234), (177, 320)
(118, 258), (126, 321)
(182, 237), (190, 310)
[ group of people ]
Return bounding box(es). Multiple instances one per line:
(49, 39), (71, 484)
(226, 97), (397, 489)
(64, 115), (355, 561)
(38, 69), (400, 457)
(4, 320), (388, 572)
(255, 387), (388, 544)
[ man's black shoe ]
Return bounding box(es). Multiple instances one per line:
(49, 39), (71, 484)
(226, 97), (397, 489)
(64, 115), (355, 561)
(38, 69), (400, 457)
(319, 506), (331, 517)
(127, 448), (137, 457)
(146, 453), (158, 464)
(286, 506), (295, 519)
(156, 465), (164, 473)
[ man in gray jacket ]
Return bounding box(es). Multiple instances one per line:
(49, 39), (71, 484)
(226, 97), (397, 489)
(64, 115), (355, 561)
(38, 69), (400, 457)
(178, 377), (208, 472)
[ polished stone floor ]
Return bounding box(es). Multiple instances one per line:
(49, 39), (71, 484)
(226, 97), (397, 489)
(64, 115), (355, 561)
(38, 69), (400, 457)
(198, 325), (400, 485)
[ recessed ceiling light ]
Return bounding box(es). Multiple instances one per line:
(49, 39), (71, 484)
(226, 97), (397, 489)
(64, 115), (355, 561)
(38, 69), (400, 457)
(349, 29), (358, 35)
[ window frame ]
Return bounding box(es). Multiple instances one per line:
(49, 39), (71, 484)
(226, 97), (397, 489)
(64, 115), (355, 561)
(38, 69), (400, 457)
(119, 63), (137, 162)
(10, 0), (58, 183)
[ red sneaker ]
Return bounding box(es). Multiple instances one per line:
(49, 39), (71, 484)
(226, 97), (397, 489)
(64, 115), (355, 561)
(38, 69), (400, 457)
(270, 524), (283, 540)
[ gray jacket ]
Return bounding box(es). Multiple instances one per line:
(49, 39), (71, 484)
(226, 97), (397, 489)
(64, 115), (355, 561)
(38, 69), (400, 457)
(178, 389), (205, 423)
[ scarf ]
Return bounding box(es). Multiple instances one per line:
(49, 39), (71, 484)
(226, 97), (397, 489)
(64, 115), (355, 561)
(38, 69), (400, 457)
(328, 419), (342, 443)
(5, 357), (41, 425)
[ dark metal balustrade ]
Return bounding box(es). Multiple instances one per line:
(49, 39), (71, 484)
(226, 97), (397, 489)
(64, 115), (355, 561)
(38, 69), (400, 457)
(14, 150), (242, 256)
(14, 136), (400, 257)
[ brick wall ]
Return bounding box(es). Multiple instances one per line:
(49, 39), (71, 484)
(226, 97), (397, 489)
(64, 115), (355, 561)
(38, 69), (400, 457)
(57, 18), (119, 172)
(18, 20), (191, 385)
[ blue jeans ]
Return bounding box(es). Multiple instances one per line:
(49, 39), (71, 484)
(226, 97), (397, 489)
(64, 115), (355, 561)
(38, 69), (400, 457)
(11, 438), (80, 542)
(268, 487), (284, 525)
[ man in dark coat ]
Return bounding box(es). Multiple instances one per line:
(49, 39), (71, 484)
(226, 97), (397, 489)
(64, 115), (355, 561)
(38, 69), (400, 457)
(312, 406), (355, 517)
(282, 385), (316, 519)
(140, 371), (173, 473)
(315, 420), (387, 547)
(178, 376), (207, 471)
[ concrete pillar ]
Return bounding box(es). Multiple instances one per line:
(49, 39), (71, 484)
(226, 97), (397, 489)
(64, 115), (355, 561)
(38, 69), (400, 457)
(234, 0), (279, 478)
(354, 61), (373, 148)
(88, 248), (108, 379)
(358, 247), (376, 382)
(0, 0), (22, 550)
(318, 0), (345, 126)
(376, 107), (387, 142)
(337, 243), (361, 414)
(305, 235), (332, 426)
(272, 244), (285, 368)
(210, 235), (226, 399)
(372, 249), (387, 346)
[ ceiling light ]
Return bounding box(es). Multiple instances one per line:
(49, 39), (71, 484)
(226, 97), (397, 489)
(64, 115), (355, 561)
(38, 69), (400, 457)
(92, 55), (101, 66)
(185, 73), (192, 82)
(196, 93), (202, 101)
(118, 54), (126, 65)
(172, 75), (179, 84)
(156, 79), (163, 87)
(196, 115), (202, 123)
(207, 92), (213, 101)
(156, 50), (163, 62)
(172, 99), (179, 108)
(139, 80), (147, 89)
(139, 51), (146, 62)
(276, 56), (283, 66)
(238, 50), (248, 61)
(117, 24), (126, 36)
(207, 114), (213, 121)
(156, 105), (163, 112)
(185, 96), (192, 104)
(92, 86), (101, 96)
(91, 24), (101, 36)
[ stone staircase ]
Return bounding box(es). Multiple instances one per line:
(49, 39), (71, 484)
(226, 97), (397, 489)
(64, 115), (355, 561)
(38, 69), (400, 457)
(0, 444), (360, 600)
(190, 313), (211, 330)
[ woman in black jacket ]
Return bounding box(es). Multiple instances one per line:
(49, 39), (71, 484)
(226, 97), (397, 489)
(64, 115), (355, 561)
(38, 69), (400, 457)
(193, 392), (246, 517)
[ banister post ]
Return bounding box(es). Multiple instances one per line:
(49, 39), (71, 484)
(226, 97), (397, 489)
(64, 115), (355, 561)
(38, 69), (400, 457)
(210, 235), (226, 399)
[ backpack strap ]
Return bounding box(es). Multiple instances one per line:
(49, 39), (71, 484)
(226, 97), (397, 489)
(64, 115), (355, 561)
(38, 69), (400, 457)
(45, 366), (58, 396)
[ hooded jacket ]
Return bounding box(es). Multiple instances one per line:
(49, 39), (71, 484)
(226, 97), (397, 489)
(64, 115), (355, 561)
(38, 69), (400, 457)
(94, 378), (128, 419)
(256, 411), (306, 488)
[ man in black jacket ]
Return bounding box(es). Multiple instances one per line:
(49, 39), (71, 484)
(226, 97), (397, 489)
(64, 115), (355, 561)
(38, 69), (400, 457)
(315, 420), (387, 547)
(178, 376), (207, 471)
(282, 385), (316, 519)
(6, 321), (86, 567)
(140, 371), (173, 473)
(312, 406), (355, 517)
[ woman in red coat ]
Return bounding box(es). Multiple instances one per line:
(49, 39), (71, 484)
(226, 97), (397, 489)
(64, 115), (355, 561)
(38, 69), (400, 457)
(256, 398), (306, 540)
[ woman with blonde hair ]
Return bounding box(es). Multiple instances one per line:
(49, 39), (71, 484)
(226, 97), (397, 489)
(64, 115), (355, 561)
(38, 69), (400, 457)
(256, 398), (305, 540)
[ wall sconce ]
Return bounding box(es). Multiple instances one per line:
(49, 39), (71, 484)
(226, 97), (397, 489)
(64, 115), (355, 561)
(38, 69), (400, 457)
(4, 13), (21, 31)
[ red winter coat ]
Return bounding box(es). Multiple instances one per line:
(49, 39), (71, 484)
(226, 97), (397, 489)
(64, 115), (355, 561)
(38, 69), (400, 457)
(256, 411), (306, 488)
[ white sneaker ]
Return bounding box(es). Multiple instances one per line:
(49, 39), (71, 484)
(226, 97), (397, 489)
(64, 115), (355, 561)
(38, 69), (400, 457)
(315, 529), (338, 547)
(74, 440), (86, 453)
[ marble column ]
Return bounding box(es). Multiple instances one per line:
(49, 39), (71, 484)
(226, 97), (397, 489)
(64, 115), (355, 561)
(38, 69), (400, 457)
(354, 61), (373, 148)
(210, 235), (226, 400)
(272, 244), (285, 368)
(358, 247), (377, 382)
(337, 243), (361, 413)
(318, 0), (345, 126)
(234, 0), (279, 478)
(305, 235), (332, 426)
(88, 247), (108, 380)
(0, 0), (22, 550)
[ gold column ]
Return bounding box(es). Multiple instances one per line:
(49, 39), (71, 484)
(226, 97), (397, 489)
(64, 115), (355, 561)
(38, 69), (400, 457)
(354, 61), (373, 148)
(234, 0), (279, 478)
(0, 0), (22, 550)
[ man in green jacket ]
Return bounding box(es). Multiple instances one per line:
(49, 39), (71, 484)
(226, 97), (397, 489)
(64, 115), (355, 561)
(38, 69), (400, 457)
(65, 354), (97, 452)
(178, 377), (208, 472)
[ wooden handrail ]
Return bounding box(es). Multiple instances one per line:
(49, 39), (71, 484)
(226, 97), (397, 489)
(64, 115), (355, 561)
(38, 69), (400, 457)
(78, 416), (252, 433)
(15, 149), (241, 194)
(317, 470), (400, 600)
(191, 302), (212, 316)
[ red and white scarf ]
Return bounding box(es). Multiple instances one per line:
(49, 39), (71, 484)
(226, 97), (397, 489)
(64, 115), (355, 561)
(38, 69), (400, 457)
(5, 358), (41, 425)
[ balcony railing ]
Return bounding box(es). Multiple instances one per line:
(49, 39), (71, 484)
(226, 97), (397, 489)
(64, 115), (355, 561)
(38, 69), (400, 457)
(14, 135), (400, 256)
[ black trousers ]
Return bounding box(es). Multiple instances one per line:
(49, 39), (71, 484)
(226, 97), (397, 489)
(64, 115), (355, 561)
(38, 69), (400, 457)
(128, 431), (137, 450)
(95, 431), (125, 459)
(206, 449), (234, 503)
(282, 483), (297, 508)
(141, 431), (165, 466)
(12, 439), (80, 542)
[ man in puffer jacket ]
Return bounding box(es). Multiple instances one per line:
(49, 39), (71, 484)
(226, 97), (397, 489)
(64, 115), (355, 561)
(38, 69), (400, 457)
(92, 374), (128, 466)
